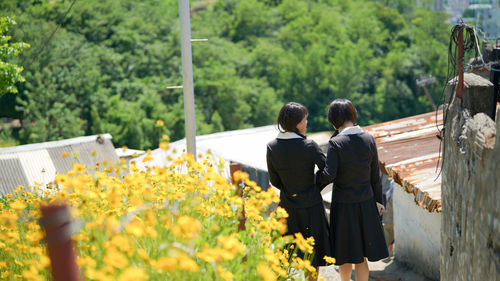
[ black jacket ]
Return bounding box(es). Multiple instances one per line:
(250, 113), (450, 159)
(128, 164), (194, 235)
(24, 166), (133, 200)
(316, 131), (383, 204)
(266, 134), (326, 208)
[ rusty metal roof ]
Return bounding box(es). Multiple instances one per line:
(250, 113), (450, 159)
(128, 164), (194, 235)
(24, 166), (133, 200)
(364, 111), (443, 212)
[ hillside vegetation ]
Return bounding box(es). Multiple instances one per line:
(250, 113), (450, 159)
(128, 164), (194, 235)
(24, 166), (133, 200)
(0, 0), (449, 149)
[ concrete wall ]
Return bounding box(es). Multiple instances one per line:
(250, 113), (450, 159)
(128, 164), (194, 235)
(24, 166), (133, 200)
(393, 183), (441, 280)
(441, 73), (500, 281)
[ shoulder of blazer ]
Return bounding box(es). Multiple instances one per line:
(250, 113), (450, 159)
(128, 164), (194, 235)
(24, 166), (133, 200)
(329, 134), (348, 145)
(267, 138), (278, 147)
(304, 138), (319, 147)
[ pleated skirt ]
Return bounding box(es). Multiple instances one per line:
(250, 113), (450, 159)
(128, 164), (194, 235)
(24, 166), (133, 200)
(330, 197), (389, 265)
(283, 201), (332, 267)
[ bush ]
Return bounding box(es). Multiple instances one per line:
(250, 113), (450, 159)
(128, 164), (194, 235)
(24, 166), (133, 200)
(0, 150), (327, 280)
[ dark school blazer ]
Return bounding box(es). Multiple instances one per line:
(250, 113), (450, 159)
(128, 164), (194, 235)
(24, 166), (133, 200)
(266, 132), (326, 209)
(316, 131), (383, 204)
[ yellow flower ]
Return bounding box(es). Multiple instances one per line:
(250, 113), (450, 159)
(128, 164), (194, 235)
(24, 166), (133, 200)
(217, 266), (234, 281)
(106, 216), (120, 232)
(28, 247), (43, 255)
(77, 256), (96, 268)
(103, 248), (129, 269)
(117, 267), (148, 281)
(125, 219), (144, 237)
(232, 170), (249, 183)
(137, 249), (149, 261)
(257, 263), (277, 281)
(10, 199), (26, 211)
(171, 216), (202, 240)
(142, 153), (153, 162)
(294, 232), (314, 254)
(161, 134), (170, 142)
(39, 256), (50, 270)
(159, 141), (169, 150)
(177, 254), (199, 272)
(274, 206), (289, 218)
(14, 185), (25, 193)
(22, 265), (43, 281)
(293, 257), (316, 273)
(72, 163), (86, 174)
(55, 174), (69, 186)
(62, 151), (68, 158)
(86, 268), (113, 281)
(156, 119), (164, 127)
(1, 271), (10, 279)
(196, 247), (230, 263)
(278, 250), (290, 267)
(324, 256), (336, 264)
(152, 257), (177, 272)
(217, 234), (246, 256)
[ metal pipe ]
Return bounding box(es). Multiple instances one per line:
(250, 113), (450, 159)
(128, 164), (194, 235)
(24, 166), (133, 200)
(178, 0), (197, 159)
(40, 203), (81, 281)
(457, 25), (464, 99)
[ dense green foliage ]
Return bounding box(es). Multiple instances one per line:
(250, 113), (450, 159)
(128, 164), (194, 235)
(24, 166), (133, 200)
(0, 16), (29, 96)
(0, 0), (450, 149)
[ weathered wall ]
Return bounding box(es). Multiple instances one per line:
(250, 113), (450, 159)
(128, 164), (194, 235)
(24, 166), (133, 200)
(441, 73), (500, 281)
(393, 183), (441, 280)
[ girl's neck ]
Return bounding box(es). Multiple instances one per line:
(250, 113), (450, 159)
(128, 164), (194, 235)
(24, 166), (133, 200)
(338, 121), (354, 132)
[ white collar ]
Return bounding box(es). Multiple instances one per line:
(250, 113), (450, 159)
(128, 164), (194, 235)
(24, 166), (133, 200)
(338, 125), (363, 136)
(277, 131), (304, 139)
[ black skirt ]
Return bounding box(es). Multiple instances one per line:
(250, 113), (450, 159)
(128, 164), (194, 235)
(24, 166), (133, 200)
(283, 201), (332, 267)
(330, 197), (389, 265)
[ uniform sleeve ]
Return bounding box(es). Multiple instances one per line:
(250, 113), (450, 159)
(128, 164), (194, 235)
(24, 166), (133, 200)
(370, 137), (383, 204)
(316, 139), (338, 190)
(266, 145), (283, 190)
(311, 141), (326, 171)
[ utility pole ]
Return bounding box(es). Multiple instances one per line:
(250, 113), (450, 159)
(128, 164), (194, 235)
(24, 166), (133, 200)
(416, 76), (438, 111)
(178, 0), (197, 159)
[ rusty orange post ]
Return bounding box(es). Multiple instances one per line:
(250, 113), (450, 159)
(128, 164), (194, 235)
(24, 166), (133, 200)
(40, 203), (81, 281)
(230, 162), (246, 231)
(457, 24), (464, 99)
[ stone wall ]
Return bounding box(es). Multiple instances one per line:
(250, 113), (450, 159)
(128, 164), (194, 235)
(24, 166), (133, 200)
(441, 73), (500, 280)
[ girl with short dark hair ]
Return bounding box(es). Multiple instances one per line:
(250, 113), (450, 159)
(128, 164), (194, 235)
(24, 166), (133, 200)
(317, 98), (389, 281)
(266, 102), (332, 269)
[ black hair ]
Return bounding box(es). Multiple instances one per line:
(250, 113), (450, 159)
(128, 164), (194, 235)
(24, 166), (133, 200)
(327, 98), (357, 130)
(277, 102), (308, 135)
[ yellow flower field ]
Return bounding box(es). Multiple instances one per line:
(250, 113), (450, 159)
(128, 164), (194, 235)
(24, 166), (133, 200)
(0, 150), (318, 280)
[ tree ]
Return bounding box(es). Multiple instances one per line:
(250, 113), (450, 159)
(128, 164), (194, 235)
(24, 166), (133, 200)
(0, 16), (29, 95)
(0, 0), (451, 149)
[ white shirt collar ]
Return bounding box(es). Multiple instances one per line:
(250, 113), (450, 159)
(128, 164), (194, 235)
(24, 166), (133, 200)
(277, 131), (304, 139)
(338, 125), (363, 136)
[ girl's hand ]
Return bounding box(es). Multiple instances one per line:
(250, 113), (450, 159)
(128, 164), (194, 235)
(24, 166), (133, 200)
(376, 202), (385, 216)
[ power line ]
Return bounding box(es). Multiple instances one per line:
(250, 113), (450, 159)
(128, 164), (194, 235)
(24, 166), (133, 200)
(26, 0), (79, 66)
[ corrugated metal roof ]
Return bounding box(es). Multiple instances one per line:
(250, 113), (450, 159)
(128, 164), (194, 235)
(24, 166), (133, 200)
(48, 145), (79, 174)
(364, 111), (443, 212)
(131, 141), (231, 179)
(363, 111), (443, 139)
(0, 134), (113, 154)
(0, 134), (119, 195)
(115, 148), (145, 158)
(0, 157), (29, 195)
(17, 150), (57, 187)
(166, 125), (279, 171)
